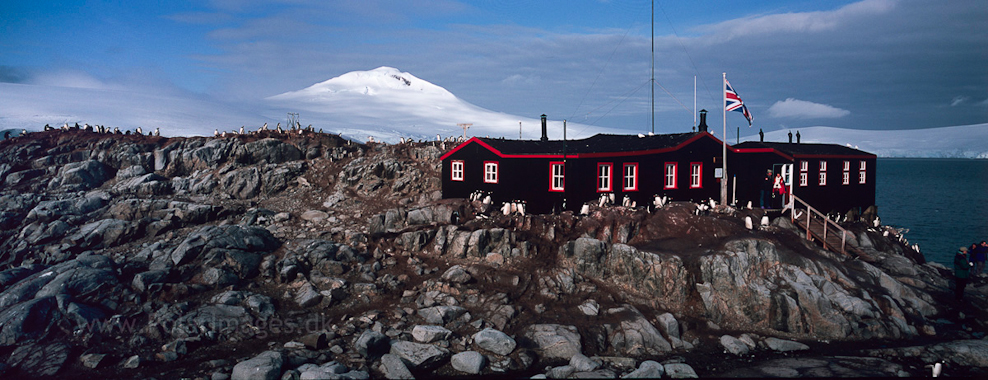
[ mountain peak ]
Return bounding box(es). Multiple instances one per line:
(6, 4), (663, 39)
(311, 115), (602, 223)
(271, 67), (454, 100)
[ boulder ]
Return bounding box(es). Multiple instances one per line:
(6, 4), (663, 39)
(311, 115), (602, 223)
(569, 353), (600, 372)
(411, 325), (452, 343)
(663, 362), (699, 378)
(624, 360), (665, 378)
(523, 324), (582, 360)
(472, 328), (516, 356)
(720, 335), (750, 356)
(379, 354), (414, 380)
(417, 305), (466, 325)
(450, 351), (486, 375)
(354, 330), (390, 358)
(389, 341), (450, 370)
(603, 306), (672, 356)
(231, 350), (283, 380)
(763, 337), (810, 352)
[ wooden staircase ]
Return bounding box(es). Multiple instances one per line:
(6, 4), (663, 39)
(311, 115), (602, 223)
(787, 195), (873, 261)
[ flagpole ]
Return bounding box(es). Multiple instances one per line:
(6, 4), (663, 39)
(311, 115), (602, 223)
(721, 72), (728, 206)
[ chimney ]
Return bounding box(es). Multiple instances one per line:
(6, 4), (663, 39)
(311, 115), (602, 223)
(540, 114), (548, 142)
(697, 109), (708, 132)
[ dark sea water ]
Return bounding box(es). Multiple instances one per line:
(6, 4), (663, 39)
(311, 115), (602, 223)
(876, 159), (988, 266)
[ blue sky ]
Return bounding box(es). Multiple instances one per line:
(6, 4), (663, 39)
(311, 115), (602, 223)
(2, 0), (986, 136)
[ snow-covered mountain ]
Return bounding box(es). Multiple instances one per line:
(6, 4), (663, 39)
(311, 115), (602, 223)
(265, 66), (619, 142)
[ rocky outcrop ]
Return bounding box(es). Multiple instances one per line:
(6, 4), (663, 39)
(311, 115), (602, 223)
(0, 130), (983, 379)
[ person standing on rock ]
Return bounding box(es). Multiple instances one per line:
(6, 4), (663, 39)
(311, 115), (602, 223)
(953, 246), (973, 300)
(971, 241), (987, 277)
(761, 169), (774, 209)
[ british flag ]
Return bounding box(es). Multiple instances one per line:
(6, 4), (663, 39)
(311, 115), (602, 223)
(725, 79), (752, 126)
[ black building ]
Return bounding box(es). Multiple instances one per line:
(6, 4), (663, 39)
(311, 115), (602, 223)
(441, 115), (877, 215)
(731, 141), (877, 214)
(440, 130), (728, 214)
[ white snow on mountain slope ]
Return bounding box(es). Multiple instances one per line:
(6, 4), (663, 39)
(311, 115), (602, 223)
(265, 66), (624, 142)
(743, 124), (988, 159)
(0, 82), (268, 137)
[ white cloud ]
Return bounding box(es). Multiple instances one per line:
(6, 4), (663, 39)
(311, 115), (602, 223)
(767, 98), (850, 119)
(695, 0), (897, 41)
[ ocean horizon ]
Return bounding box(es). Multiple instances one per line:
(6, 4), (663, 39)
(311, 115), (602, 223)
(876, 158), (988, 266)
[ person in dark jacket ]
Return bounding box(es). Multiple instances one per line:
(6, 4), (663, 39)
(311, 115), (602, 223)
(760, 169), (773, 208)
(970, 241), (987, 276)
(954, 247), (972, 300)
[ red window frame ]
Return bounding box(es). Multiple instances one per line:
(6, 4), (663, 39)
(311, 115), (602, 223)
(689, 162), (703, 189)
(597, 162), (613, 192)
(664, 162), (678, 189)
(450, 160), (464, 182)
(549, 161), (565, 192)
(818, 161), (827, 186)
(623, 163), (638, 191)
(484, 161), (499, 184)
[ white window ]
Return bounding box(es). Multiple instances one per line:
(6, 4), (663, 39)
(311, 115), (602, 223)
(859, 161), (867, 184)
(484, 161), (498, 183)
(623, 163), (638, 191)
(451, 160), (464, 181)
(818, 161), (827, 186)
(842, 161), (850, 185)
(799, 161), (808, 187)
(550, 162), (565, 191)
(664, 162), (677, 189)
(597, 163), (612, 192)
(690, 162), (702, 188)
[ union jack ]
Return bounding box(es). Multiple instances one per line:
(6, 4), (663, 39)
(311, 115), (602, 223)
(725, 79), (752, 126)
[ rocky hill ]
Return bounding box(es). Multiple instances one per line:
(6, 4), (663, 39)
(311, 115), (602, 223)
(0, 129), (985, 379)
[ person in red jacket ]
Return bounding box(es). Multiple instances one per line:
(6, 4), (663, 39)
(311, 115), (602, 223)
(772, 173), (788, 209)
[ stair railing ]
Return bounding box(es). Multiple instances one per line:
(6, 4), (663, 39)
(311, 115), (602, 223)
(788, 194), (848, 255)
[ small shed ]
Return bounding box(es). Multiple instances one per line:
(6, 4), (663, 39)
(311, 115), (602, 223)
(732, 141), (877, 214)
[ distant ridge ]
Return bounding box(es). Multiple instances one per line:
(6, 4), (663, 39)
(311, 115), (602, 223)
(745, 124), (988, 159)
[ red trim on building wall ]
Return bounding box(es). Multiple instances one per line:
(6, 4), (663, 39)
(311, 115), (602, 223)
(623, 162), (639, 191)
(664, 162), (678, 189)
(690, 162), (703, 188)
(597, 162), (613, 192)
(483, 161), (499, 184)
(450, 160), (464, 181)
(549, 161), (565, 192)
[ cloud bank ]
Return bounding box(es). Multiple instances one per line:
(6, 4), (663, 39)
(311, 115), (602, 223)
(767, 98), (850, 119)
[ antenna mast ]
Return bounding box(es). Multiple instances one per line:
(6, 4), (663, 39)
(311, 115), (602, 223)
(458, 123), (472, 140)
(650, 0), (655, 134)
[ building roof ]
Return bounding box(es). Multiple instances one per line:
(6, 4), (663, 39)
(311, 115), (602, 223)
(441, 132), (715, 160)
(733, 141), (876, 159)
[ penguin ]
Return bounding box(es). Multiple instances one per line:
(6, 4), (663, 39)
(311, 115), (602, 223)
(154, 128), (160, 136)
